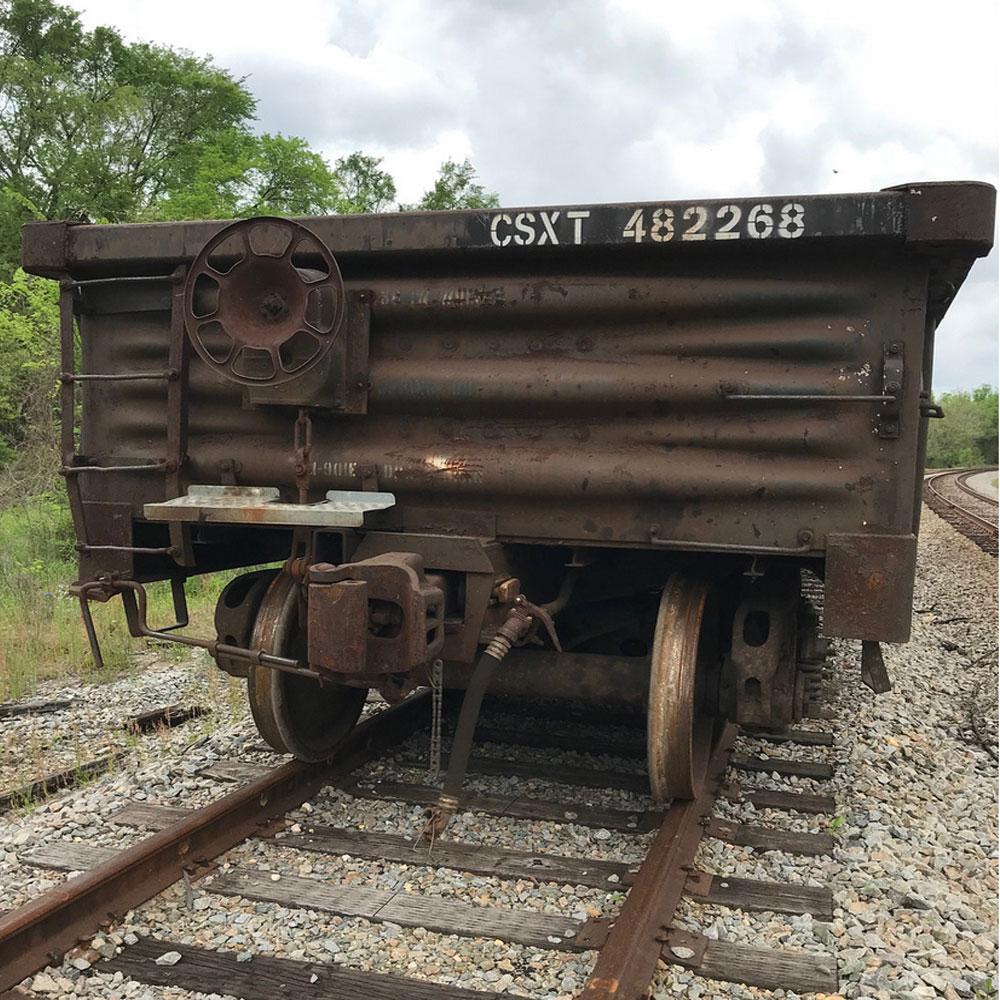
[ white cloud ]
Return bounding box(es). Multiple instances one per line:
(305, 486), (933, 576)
(75, 0), (999, 388)
(380, 130), (475, 206)
(936, 272), (998, 392)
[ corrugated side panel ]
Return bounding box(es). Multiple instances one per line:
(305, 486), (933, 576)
(78, 245), (928, 552)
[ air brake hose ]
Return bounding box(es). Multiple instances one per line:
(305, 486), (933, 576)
(421, 596), (552, 841)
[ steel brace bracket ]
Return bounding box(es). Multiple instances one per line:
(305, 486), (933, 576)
(682, 869), (714, 898)
(574, 916), (613, 949)
(658, 926), (709, 968)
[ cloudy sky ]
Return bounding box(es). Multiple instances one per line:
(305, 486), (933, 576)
(77, 0), (998, 390)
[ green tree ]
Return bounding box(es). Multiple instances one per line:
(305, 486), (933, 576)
(155, 142), (405, 222)
(1, 0), (386, 270)
(0, 0), (419, 481)
(333, 151), (397, 214)
(925, 385), (999, 468)
(153, 131), (343, 221)
(410, 158), (499, 211)
(242, 134), (343, 216)
(970, 384), (999, 462)
(0, 0), (255, 231)
(0, 185), (36, 274)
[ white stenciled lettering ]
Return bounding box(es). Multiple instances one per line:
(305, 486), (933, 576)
(490, 213), (512, 247)
(715, 204), (741, 239)
(622, 208), (646, 243)
(537, 210), (560, 245)
(491, 201), (805, 248)
(778, 202), (805, 238)
(681, 206), (708, 240)
(513, 212), (536, 245)
(650, 207), (674, 242)
(567, 209), (590, 245)
(747, 203), (774, 239)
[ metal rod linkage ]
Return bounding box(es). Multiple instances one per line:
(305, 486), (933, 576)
(76, 579), (316, 679)
(724, 393), (895, 403)
(68, 274), (176, 287)
(62, 461), (169, 475)
(60, 371), (178, 383)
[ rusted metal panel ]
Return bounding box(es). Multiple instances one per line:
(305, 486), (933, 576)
(18, 219), (71, 275)
(78, 501), (134, 578)
(308, 577), (368, 675)
(22, 184), (994, 272)
(823, 533), (918, 642)
(69, 264), (931, 548)
(24, 191), (903, 268)
(889, 180), (996, 249)
(21, 182), (995, 649)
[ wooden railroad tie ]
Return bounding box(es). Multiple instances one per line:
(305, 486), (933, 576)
(24, 823), (834, 922)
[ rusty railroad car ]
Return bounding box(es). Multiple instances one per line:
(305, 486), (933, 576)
(21, 180), (995, 803)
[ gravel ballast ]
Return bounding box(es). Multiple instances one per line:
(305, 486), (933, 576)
(650, 507), (998, 998)
(2, 504), (996, 999)
(0, 649), (241, 793)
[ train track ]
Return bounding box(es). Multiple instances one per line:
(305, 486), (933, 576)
(0, 693), (839, 998)
(0, 704), (209, 814)
(924, 468), (998, 556)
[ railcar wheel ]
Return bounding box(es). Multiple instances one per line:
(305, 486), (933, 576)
(647, 573), (723, 804)
(247, 571), (367, 761)
(214, 568), (280, 678)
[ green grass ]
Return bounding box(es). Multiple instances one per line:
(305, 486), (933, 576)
(0, 494), (232, 701)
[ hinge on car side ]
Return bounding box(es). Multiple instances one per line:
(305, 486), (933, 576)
(877, 341), (904, 439)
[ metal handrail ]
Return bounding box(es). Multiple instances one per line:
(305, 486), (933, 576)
(724, 392), (895, 403)
(62, 461), (169, 475)
(60, 370), (178, 382)
(68, 274), (176, 287)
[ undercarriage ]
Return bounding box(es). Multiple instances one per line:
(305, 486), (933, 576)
(80, 529), (830, 807)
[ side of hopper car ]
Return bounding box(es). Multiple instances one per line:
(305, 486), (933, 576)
(21, 180), (995, 802)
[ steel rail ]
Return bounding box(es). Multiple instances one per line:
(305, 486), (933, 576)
(578, 724), (736, 1000)
(956, 469), (999, 508)
(925, 469), (998, 536)
(0, 691), (430, 991)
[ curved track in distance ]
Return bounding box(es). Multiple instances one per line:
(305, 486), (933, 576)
(924, 468), (998, 556)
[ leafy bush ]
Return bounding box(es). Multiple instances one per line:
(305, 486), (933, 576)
(926, 385), (998, 468)
(0, 492), (238, 699)
(0, 267), (59, 489)
(0, 493), (123, 698)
